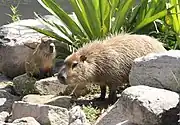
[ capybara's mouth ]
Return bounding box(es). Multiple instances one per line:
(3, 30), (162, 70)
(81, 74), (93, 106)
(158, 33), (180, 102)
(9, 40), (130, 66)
(59, 79), (67, 85)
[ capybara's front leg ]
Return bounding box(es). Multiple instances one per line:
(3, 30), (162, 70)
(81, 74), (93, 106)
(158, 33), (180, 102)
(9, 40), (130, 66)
(99, 84), (106, 100)
(94, 84), (106, 101)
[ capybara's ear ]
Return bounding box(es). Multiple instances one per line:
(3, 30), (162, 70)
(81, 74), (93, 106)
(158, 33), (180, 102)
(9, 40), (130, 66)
(80, 55), (87, 62)
(24, 42), (39, 50)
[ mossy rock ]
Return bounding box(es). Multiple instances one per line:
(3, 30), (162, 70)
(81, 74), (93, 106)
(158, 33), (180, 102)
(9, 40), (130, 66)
(13, 73), (38, 96)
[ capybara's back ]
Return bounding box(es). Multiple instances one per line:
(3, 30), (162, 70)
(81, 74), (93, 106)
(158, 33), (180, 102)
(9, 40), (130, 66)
(57, 34), (166, 103)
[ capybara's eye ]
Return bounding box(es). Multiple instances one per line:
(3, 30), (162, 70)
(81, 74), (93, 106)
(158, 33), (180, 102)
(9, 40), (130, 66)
(72, 62), (78, 69)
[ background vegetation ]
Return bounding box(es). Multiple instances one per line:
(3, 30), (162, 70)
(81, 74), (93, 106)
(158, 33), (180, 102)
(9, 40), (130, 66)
(25, 0), (180, 59)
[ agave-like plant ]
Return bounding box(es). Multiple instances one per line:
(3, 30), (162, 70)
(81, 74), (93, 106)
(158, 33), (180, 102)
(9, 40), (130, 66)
(164, 0), (180, 49)
(27, 0), (173, 59)
(149, 0), (180, 50)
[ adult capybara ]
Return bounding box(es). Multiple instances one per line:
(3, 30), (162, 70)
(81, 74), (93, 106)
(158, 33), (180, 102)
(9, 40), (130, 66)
(25, 36), (56, 79)
(57, 34), (166, 104)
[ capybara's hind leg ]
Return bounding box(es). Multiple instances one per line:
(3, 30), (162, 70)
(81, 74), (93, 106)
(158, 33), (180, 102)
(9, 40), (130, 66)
(108, 85), (118, 104)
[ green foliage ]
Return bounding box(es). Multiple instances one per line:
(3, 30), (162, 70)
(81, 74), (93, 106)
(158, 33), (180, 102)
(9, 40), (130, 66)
(163, 0), (180, 49)
(128, 0), (168, 33)
(148, 0), (180, 50)
(6, 3), (21, 22)
(26, 0), (172, 59)
(82, 105), (101, 124)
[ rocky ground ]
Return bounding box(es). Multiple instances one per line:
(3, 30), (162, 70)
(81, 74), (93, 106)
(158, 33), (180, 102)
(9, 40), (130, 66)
(0, 15), (180, 125)
(0, 73), (180, 125)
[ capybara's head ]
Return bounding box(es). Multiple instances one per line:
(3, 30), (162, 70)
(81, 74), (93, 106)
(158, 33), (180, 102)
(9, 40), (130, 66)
(37, 36), (56, 55)
(57, 52), (94, 85)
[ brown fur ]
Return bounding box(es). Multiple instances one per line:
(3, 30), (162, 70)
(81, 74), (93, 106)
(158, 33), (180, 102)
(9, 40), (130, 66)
(57, 34), (166, 103)
(25, 36), (56, 79)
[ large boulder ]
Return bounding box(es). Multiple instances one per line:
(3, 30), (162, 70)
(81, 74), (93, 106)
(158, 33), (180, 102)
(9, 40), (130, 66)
(0, 19), (44, 78)
(22, 94), (72, 109)
(12, 101), (69, 125)
(95, 85), (180, 125)
(129, 50), (180, 93)
(11, 101), (89, 125)
(0, 15), (67, 78)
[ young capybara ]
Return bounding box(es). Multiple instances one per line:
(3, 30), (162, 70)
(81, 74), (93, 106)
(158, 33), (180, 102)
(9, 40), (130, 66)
(25, 36), (56, 79)
(57, 34), (166, 104)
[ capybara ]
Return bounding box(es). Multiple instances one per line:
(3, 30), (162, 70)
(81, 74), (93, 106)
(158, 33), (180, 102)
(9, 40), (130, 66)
(57, 34), (166, 103)
(25, 36), (56, 79)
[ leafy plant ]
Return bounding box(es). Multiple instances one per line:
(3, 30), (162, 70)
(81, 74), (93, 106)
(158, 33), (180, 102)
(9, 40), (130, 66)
(82, 105), (101, 124)
(6, 2), (21, 22)
(127, 0), (167, 33)
(148, 0), (180, 50)
(164, 0), (180, 49)
(27, 0), (174, 59)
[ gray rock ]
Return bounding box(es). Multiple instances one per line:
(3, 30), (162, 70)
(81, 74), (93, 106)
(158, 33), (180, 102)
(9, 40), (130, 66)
(0, 80), (17, 96)
(13, 74), (37, 96)
(96, 85), (179, 125)
(12, 117), (40, 125)
(22, 94), (72, 109)
(45, 96), (72, 109)
(34, 76), (67, 95)
(63, 83), (91, 98)
(0, 74), (11, 83)
(120, 85), (179, 125)
(0, 76), (19, 97)
(0, 74), (13, 88)
(12, 101), (69, 125)
(0, 90), (19, 113)
(0, 111), (9, 122)
(0, 19), (43, 78)
(129, 50), (180, 93)
(26, 75), (89, 98)
(22, 94), (55, 104)
(69, 106), (90, 125)
(94, 104), (135, 125)
(0, 121), (15, 125)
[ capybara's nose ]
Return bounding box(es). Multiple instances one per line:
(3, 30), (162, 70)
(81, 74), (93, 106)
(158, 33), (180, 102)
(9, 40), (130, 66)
(49, 43), (55, 53)
(58, 73), (65, 82)
(57, 69), (67, 84)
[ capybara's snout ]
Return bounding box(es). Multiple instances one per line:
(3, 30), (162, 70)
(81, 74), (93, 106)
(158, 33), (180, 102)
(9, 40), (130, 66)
(57, 65), (67, 85)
